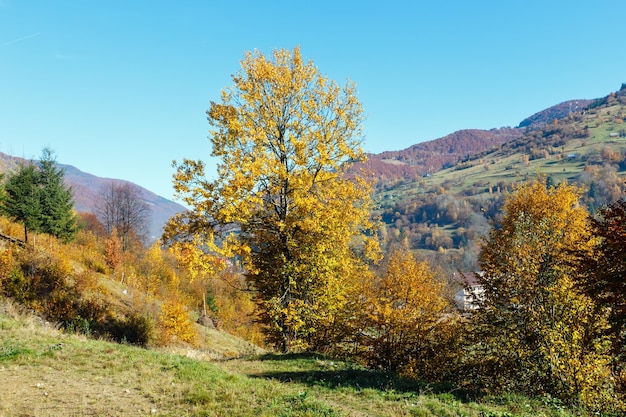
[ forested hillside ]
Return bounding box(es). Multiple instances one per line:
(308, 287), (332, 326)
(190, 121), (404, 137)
(360, 127), (522, 184)
(374, 85), (626, 275)
(356, 98), (599, 186)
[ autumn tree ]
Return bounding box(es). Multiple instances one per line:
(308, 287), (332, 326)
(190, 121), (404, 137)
(157, 298), (198, 347)
(167, 238), (227, 320)
(96, 182), (150, 251)
(164, 47), (380, 352)
(104, 227), (123, 270)
(471, 179), (615, 408)
(592, 200), (626, 341)
(137, 240), (179, 300)
(363, 247), (459, 380)
(77, 212), (107, 238)
(580, 199), (626, 386)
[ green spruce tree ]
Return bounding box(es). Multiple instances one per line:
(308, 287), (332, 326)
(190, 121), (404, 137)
(37, 147), (78, 242)
(1, 163), (42, 243)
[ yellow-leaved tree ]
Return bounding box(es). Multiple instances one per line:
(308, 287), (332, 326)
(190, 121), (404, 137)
(163, 47), (380, 352)
(363, 247), (460, 381)
(470, 179), (615, 409)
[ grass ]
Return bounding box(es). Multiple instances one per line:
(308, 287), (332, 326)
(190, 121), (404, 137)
(426, 104), (626, 194)
(0, 298), (605, 417)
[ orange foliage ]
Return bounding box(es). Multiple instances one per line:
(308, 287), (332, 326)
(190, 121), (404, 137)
(104, 227), (122, 270)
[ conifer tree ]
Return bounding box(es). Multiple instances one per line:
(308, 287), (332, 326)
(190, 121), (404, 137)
(1, 148), (77, 243)
(37, 147), (78, 242)
(1, 163), (41, 243)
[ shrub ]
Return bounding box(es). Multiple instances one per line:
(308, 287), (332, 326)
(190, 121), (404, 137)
(362, 248), (461, 381)
(157, 299), (198, 347)
(107, 313), (154, 347)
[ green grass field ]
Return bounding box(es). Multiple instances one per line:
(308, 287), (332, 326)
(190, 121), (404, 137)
(425, 104), (626, 195)
(0, 298), (601, 417)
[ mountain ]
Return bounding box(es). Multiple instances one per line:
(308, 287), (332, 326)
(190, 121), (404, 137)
(371, 84), (626, 273)
(358, 127), (523, 185)
(517, 99), (595, 128)
(0, 152), (186, 241)
(357, 97), (605, 185)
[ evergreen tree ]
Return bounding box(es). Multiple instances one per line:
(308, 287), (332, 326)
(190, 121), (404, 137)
(37, 147), (78, 242)
(1, 148), (78, 243)
(1, 163), (42, 242)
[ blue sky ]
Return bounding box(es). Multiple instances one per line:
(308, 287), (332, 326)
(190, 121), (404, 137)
(1, 1), (625, 201)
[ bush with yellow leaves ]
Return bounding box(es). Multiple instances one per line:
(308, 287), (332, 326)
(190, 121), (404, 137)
(156, 298), (198, 347)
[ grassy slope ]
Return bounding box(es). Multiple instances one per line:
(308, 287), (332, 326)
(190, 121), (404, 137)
(424, 103), (625, 193)
(0, 299), (594, 417)
(372, 101), (626, 253)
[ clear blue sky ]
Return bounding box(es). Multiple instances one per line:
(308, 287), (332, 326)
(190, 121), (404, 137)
(1, 1), (625, 201)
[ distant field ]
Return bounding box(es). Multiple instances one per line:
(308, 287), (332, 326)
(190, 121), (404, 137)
(414, 102), (626, 197)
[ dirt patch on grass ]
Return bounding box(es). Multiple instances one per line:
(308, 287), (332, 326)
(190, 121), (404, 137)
(0, 365), (159, 417)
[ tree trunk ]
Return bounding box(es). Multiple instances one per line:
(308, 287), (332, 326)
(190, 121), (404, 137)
(282, 333), (291, 353)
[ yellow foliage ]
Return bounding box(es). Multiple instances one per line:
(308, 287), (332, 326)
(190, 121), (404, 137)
(0, 246), (17, 281)
(210, 268), (265, 347)
(157, 298), (198, 347)
(363, 247), (458, 379)
(165, 46), (380, 352)
(0, 216), (25, 239)
(474, 178), (614, 407)
(167, 237), (226, 283)
(72, 229), (108, 273)
(135, 240), (177, 300)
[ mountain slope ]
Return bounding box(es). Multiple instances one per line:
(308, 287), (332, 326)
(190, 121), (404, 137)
(371, 85), (626, 273)
(518, 98), (595, 128)
(357, 96), (605, 185)
(0, 152), (186, 240)
(60, 163), (186, 240)
(360, 127), (522, 185)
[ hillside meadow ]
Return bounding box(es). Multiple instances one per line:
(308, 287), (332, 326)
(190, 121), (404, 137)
(0, 298), (598, 417)
(372, 94), (626, 274)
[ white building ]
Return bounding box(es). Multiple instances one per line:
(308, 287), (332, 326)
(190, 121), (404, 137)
(453, 272), (484, 311)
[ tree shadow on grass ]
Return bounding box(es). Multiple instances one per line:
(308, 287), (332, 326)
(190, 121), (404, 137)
(248, 353), (459, 397)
